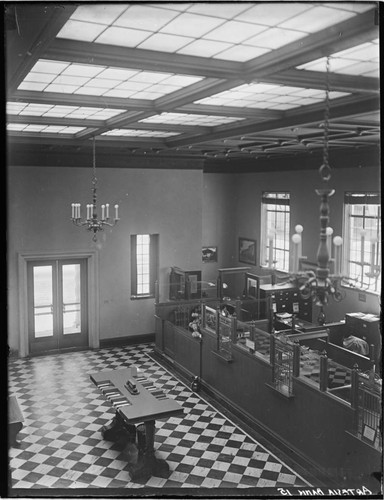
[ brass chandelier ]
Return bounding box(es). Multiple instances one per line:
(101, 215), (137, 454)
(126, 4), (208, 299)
(71, 137), (119, 241)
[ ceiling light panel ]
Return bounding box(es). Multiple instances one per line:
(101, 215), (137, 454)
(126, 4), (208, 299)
(278, 5), (357, 31)
(18, 59), (203, 98)
(114, 5), (180, 31)
(140, 112), (245, 126)
(195, 82), (349, 109)
(102, 129), (180, 137)
(7, 123), (86, 134)
(297, 40), (379, 77)
(56, 3), (369, 63)
(7, 102), (126, 120)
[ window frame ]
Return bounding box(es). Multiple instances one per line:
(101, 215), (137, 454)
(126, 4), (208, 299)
(130, 233), (159, 299)
(342, 192), (381, 295)
(260, 191), (291, 272)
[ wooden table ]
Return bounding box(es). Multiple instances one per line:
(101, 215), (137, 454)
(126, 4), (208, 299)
(90, 367), (184, 481)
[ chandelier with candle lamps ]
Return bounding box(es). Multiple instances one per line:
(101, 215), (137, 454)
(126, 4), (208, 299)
(266, 56), (352, 324)
(71, 137), (119, 241)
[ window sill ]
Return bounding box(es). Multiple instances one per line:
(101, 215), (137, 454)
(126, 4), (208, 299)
(340, 282), (380, 298)
(130, 294), (155, 300)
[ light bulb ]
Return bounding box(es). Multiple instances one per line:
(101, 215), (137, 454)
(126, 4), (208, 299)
(333, 236), (343, 246)
(292, 233), (301, 244)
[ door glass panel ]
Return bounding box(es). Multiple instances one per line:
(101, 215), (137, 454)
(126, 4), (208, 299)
(33, 266), (53, 338)
(62, 264), (81, 334)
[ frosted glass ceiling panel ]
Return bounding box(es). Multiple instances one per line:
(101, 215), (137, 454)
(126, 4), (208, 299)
(159, 12), (225, 37)
(215, 45), (270, 62)
(322, 2), (375, 14)
(114, 5), (180, 31)
(195, 82), (349, 109)
(340, 61), (379, 76)
(141, 112), (245, 126)
(7, 123), (86, 134)
(18, 60), (203, 98)
(102, 129), (180, 137)
(24, 73), (56, 84)
(176, 39), (233, 57)
(71, 4), (127, 24)
(62, 64), (106, 77)
(96, 27), (152, 47)
(33, 60), (70, 73)
(56, 3), (369, 63)
(234, 3), (313, 26)
(187, 3), (251, 18)
(246, 27), (306, 49)
(18, 82), (48, 92)
(57, 20), (106, 42)
(279, 6), (355, 31)
(333, 42), (379, 61)
(138, 33), (194, 52)
(297, 40), (379, 76)
(203, 20), (265, 44)
(7, 102), (125, 119)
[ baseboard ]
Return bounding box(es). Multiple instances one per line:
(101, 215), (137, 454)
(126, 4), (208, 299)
(99, 333), (155, 349)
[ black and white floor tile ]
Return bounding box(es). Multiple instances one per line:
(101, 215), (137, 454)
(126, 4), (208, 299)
(8, 343), (313, 492)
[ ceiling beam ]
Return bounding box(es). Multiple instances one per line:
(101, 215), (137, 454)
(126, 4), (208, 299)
(178, 103), (282, 120)
(7, 114), (103, 128)
(265, 69), (379, 95)
(11, 90), (155, 111)
(166, 95), (379, 149)
(45, 38), (243, 79)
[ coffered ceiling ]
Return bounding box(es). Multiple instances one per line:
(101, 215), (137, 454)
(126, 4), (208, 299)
(5, 2), (380, 167)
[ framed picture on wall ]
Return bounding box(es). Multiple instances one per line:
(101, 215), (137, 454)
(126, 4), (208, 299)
(239, 238), (256, 265)
(202, 246), (218, 263)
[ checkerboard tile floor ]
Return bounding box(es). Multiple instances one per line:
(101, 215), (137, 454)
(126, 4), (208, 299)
(300, 351), (351, 392)
(8, 343), (312, 491)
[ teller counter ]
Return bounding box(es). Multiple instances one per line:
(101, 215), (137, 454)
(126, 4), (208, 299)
(154, 303), (382, 490)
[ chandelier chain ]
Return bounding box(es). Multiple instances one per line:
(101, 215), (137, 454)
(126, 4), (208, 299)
(92, 136), (98, 189)
(323, 55), (331, 169)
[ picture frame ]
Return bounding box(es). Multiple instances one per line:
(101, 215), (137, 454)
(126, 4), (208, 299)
(202, 246), (217, 263)
(245, 273), (259, 299)
(239, 238), (256, 265)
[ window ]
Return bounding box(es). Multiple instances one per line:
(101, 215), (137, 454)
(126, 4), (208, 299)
(261, 192), (290, 272)
(131, 234), (159, 298)
(343, 192), (381, 293)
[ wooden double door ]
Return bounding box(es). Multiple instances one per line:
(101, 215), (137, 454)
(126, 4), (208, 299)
(27, 259), (88, 354)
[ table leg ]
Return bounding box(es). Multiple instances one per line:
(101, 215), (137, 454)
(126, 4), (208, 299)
(126, 420), (170, 482)
(101, 412), (136, 450)
(9, 422), (23, 448)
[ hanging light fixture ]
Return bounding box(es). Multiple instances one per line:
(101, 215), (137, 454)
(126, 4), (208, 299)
(287, 56), (346, 324)
(71, 137), (119, 241)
